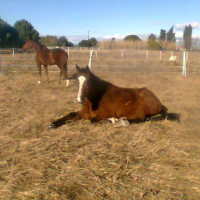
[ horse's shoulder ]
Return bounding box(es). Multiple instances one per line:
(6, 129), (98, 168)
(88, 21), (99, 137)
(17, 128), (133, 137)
(36, 49), (48, 56)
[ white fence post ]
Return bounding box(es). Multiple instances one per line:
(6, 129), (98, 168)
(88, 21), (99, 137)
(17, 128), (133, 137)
(121, 50), (124, 58)
(88, 50), (93, 69)
(146, 50), (149, 58)
(12, 49), (15, 57)
(186, 51), (188, 62)
(182, 50), (187, 76)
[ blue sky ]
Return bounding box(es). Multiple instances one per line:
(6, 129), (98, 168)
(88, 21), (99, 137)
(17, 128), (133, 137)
(1, 0), (200, 43)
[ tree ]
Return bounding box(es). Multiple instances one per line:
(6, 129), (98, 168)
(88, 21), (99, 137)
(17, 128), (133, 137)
(158, 29), (167, 49)
(89, 37), (98, 46)
(78, 40), (89, 47)
(78, 37), (98, 47)
(14, 19), (40, 47)
(0, 17), (19, 47)
(167, 26), (176, 42)
(40, 35), (58, 46)
(147, 34), (161, 50)
(183, 24), (192, 50)
(124, 35), (141, 42)
(58, 36), (74, 47)
(159, 29), (166, 42)
(58, 36), (67, 46)
(148, 34), (157, 41)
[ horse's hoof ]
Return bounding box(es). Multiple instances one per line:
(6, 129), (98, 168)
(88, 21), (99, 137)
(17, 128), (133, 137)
(48, 123), (57, 129)
(66, 80), (69, 87)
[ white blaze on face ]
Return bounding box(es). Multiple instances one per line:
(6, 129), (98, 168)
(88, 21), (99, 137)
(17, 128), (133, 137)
(77, 76), (86, 103)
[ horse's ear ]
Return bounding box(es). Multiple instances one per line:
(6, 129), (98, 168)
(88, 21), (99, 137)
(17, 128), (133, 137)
(85, 65), (90, 73)
(76, 64), (81, 72)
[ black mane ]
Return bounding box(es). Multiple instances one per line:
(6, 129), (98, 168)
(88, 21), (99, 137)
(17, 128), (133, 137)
(87, 72), (111, 110)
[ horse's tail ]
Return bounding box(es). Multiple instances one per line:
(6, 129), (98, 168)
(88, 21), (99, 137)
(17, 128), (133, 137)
(161, 105), (180, 122)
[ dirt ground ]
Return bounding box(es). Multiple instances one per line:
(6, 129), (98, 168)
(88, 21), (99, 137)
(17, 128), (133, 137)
(0, 51), (200, 199)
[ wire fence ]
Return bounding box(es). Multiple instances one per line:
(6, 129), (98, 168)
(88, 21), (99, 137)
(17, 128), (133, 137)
(0, 48), (200, 76)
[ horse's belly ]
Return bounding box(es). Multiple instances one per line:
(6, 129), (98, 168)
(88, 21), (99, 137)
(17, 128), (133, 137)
(42, 56), (55, 65)
(43, 62), (55, 65)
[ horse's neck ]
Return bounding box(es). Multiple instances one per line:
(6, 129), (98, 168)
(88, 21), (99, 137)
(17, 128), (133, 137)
(32, 41), (43, 52)
(88, 74), (109, 98)
(86, 74), (110, 110)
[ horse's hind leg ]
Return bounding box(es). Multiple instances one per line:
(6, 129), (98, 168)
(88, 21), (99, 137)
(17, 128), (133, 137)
(44, 65), (49, 83)
(62, 63), (69, 87)
(59, 70), (62, 84)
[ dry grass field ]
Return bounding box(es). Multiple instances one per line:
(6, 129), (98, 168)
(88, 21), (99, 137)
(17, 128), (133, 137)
(0, 47), (200, 199)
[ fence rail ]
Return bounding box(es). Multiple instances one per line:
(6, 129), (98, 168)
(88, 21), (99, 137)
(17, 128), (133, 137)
(0, 48), (200, 76)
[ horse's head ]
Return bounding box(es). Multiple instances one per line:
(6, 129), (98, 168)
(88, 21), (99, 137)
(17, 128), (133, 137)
(22, 39), (35, 51)
(76, 64), (91, 103)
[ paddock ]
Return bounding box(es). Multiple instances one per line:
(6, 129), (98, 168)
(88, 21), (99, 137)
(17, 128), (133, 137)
(1, 48), (200, 75)
(0, 49), (200, 199)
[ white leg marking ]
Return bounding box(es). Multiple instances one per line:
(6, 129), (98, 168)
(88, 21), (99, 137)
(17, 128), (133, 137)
(108, 118), (119, 123)
(77, 76), (86, 103)
(38, 81), (41, 84)
(66, 79), (69, 87)
(108, 117), (130, 127)
(119, 117), (130, 127)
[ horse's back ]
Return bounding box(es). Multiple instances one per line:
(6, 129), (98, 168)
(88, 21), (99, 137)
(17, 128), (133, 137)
(36, 48), (68, 65)
(52, 48), (68, 60)
(36, 49), (55, 65)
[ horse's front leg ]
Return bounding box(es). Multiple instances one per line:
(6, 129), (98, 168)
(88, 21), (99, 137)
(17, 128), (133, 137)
(37, 64), (42, 83)
(44, 65), (49, 83)
(49, 111), (89, 128)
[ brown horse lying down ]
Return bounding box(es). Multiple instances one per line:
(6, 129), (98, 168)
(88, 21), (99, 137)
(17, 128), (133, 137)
(49, 65), (179, 128)
(22, 39), (69, 86)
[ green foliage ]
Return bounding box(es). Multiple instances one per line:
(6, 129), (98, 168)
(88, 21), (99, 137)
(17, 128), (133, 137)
(40, 35), (58, 46)
(124, 35), (141, 42)
(148, 34), (156, 41)
(40, 36), (74, 47)
(167, 26), (176, 42)
(159, 29), (166, 42)
(58, 36), (74, 47)
(78, 37), (98, 47)
(183, 24), (192, 50)
(147, 34), (161, 50)
(0, 17), (19, 48)
(14, 19), (40, 47)
(0, 17), (74, 48)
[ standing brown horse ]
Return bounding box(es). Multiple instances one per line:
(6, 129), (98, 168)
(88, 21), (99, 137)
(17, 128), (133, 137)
(22, 39), (69, 86)
(49, 65), (179, 128)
